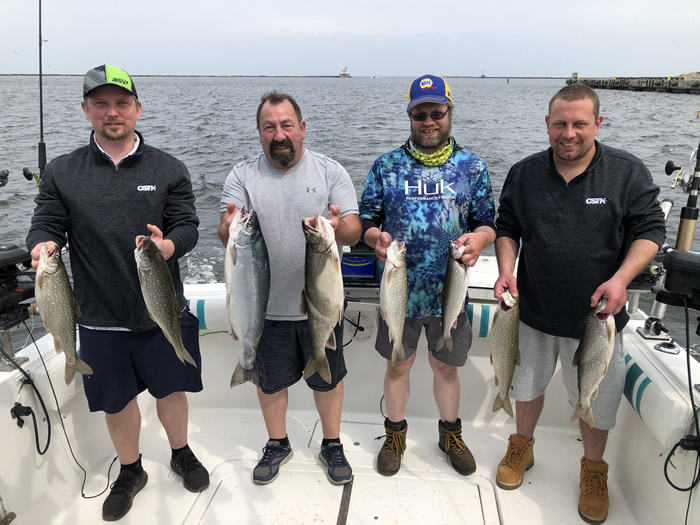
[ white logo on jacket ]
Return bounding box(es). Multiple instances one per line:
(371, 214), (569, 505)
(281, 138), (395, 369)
(137, 185), (157, 192)
(585, 197), (607, 205)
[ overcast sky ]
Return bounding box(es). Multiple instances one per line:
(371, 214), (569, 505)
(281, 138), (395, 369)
(2, 0), (698, 77)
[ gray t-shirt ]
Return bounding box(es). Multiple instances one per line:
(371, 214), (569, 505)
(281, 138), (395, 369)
(221, 149), (359, 320)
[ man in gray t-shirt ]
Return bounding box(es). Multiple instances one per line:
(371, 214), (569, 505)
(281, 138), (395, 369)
(218, 91), (360, 486)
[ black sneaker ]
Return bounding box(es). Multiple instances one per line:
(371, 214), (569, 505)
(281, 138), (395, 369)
(170, 449), (210, 492)
(319, 443), (353, 485)
(253, 440), (293, 485)
(102, 467), (148, 521)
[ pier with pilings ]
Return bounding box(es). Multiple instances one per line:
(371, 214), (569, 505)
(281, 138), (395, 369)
(566, 72), (700, 94)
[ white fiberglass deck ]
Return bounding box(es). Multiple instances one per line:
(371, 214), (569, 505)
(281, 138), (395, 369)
(20, 405), (637, 525)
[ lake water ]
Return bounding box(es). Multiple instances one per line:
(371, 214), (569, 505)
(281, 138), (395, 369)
(1, 75), (699, 352)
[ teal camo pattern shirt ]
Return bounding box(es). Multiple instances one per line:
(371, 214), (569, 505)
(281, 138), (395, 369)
(360, 140), (496, 319)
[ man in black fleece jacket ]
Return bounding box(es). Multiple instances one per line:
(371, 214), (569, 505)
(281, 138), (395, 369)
(493, 84), (664, 524)
(26, 65), (209, 521)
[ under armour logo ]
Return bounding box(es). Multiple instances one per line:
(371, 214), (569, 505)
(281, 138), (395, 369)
(306, 187), (317, 193)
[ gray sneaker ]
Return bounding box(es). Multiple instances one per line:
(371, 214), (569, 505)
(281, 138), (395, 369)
(319, 443), (353, 485)
(253, 440), (293, 485)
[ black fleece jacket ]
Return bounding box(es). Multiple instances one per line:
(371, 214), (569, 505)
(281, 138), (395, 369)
(26, 131), (199, 331)
(496, 141), (665, 338)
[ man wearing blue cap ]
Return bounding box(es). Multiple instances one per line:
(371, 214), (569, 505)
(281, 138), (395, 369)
(27, 64), (209, 521)
(360, 75), (496, 476)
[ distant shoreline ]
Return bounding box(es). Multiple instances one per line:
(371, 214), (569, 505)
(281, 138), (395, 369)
(0, 73), (568, 79)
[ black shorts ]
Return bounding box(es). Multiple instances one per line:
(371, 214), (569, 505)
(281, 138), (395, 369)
(257, 319), (347, 394)
(376, 311), (472, 367)
(78, 308), (203, 414)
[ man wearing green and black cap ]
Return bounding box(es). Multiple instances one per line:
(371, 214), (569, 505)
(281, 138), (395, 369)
(27, 65), (209, 521)
(360, 74), (496, 477)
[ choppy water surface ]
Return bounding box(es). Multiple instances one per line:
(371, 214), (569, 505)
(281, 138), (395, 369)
(2, 75), (699, 351)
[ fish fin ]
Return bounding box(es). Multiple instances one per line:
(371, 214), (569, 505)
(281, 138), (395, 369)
(231, 244), (237, 265)
(75, 358), (93, 376)
(445, 336), (453, 352)
(504, 396), (514, 418)
(332, 250), (341, 272)
(583, 408), (595, 429)
(386, 270), (392, 285)
(53, 338), (64, 355)
(300, 291), (307, 314)
(386, 325), (394, 343)
(590, 385), (600, 401)
(230, 362), (259, 387)
(391, 343), (406, 367)
(493, 394), (513, 417)
(380, 307), (388, 322)
(65, 364), (76, 385)
(181, 348), (197, 367)
(571, 402), (583, 423)
(435, 336), (446, 352)
(325, 330), (337, 351)
(303, 356), (332, 384)
(492, 395), (502, 413)
(607, 321), (616, 343)
(37, 273), (43, 288)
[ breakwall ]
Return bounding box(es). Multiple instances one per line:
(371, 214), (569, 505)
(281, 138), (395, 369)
(566, 76), (700, 94)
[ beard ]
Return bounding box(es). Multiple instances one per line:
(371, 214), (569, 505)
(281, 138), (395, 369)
(98, 123), (132, 142)
(269, 138), (295, 167)
(411, 118), (452, 151)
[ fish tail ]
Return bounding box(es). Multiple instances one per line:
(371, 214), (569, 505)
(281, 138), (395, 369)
(390, 343), (406, 367)
(177, 345), (198, 368)
(230, 363), (259, 387)
(64, 364), (76, 385)
(571, 402), (594, 426)
(436, 335), (449, 352)
(504, 396), (514, 418)
(303, 356), (332, 384)
(75, 358), (94, 377)
(492, 394), (503, 413)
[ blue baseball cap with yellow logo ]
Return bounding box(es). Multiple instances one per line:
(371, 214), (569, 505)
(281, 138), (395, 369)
(83, 64), (138, 99)
(407, 74), (452, 110)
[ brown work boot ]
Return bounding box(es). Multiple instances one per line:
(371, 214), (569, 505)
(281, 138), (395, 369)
(377, 418), (407, 476)
(579, 458), (609, 523)
(438, 419), (476, 475)
(496, 433), (534, 489)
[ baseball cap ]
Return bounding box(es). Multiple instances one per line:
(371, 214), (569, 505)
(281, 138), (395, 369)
(407, 74), (452, 110)
(83, 64), (138, 99)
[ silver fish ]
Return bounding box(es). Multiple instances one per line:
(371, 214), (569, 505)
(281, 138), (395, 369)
(225, 208), (269, 387)
(301, 214), (344, 384)
(437, 242), (470, 351)
(380, 240), (407, 366)
(571, 298), (616, 428)
(134, 236), (196, 367)
(489, 291), (520, 417)
(35, 245), (93, 384)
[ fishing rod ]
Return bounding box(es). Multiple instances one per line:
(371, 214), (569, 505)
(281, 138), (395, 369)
(22, 0), (45, 185)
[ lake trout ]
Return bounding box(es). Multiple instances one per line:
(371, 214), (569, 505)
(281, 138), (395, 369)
(571, 298), (616, 428)
(380, 240), (407, 366)
(225, 208), (269, 387)
(301, 214), (344, 384)
(489, 291), (520, 417)
(437, 242), (470, 352)
(35, 245), (93, 385)
(134, 236), (196, 367)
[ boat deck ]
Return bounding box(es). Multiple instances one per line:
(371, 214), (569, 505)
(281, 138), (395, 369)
(22, 404), (636, 525)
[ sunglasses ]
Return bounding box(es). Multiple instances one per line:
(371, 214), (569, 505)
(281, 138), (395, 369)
(409, 110), (449, 122)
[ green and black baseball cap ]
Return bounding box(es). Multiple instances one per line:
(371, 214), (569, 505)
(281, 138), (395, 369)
(83, 64), (138, 99)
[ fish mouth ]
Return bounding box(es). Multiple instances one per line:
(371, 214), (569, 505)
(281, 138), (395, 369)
(501, 303), (512, 312)
(596, 312), (610, 321)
